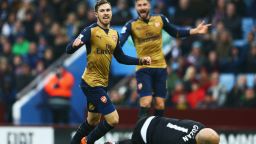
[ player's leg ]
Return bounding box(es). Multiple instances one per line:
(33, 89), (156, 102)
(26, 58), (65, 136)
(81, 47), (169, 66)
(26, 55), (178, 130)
(139, 96), (153, 118)
(153, 68), (167, 116)
(136, 68), (153, 119)
(71, 80), (101, 144)
(154, 97), (165, 116)
(85, 89), (117, 144)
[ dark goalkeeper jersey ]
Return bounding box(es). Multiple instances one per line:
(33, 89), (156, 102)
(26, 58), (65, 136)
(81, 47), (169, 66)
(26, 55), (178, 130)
(132, 116), (205, 144)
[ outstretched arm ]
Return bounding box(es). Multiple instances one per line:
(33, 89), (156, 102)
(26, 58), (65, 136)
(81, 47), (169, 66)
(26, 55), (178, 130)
(161, 15), (190, 38)
(161, 15), (211, 38)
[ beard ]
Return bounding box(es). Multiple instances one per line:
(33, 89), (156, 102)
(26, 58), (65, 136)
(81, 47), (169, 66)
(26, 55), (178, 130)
(137, 10), (150, 21)
(98, 17), (111, 27)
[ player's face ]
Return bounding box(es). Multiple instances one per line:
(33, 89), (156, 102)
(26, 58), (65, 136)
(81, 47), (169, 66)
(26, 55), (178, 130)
(96, 3), (112, 27)
(135, 0), (151, 20)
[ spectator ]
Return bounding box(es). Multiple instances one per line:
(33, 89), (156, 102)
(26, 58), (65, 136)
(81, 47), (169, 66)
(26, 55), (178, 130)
(171, 82), (188, 109)
(44, 65), (74, 124)
(42, 48), (55, 68)
(124, 77), (139, 107)
(23, 9), (36, 41)
(167, 66), (181, 95)
(222, 46), (244, 74)
(245, 42), (256, 73)
(183, 65), (198, 92)
(0, 38), (14, 64)
(198, 68), (211, 90)
(0, 57), (16, 123)
(23, 42), (40, 69)
(240, 88), (256, 108)
(153, 0), (170, 18)
(112, 0), (132, 25)
(225, 75), (247, 107)
(215, 30), (232, 61)
(15, 63), (34, 91)
(203, 50), (220, 73)
(208, 71), (227, 107)
(65, 12), (79, 40)
(186, 41), (205, 70)
(223, 2), (242, 39)
(232, 0), (246, 17)
(212, 0), (226, 26)
(242, 31), (255, 58)
(197, 89), (218, 109)
(187, 82), (205, 109)
(174, 0), (194, 26)
(109, 90), (123, 105)
(247, 0), (256, 18)
(201, 33), (216, 56)
(12, 33), (30, 55)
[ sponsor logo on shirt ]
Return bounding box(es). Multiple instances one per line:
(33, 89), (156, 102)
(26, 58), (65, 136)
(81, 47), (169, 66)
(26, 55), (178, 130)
(112, 35), (117, 42)
(78, 34), (84, 39)
(88, 103), (95, 111)
(155, 22), (160, 27)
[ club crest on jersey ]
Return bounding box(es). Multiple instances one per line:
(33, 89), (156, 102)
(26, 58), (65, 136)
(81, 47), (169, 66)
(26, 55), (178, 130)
(155, 22), (160, 27)
(100, 96), (107, 103)
(112, 35), (117, 42)
(138, 83), (143, 90)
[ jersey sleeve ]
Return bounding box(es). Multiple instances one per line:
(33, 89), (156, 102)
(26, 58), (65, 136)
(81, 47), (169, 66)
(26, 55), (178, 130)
(161, 15), (190, 38)
(66, 26), (91, 54)
(119, 20), (132, 47)
(114, 33), (140, 65)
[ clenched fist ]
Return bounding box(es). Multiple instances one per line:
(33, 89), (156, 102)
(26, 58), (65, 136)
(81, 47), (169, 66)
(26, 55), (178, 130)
(72, 38), (84, 47)
(139, 56), (151, 65)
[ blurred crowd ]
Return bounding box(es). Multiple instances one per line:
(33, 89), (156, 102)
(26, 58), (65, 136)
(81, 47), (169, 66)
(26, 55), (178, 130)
(0, 0), (256, 122)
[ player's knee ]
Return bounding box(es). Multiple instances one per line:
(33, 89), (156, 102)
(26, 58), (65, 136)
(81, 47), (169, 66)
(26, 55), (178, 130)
(140, 99), (152, 108)
(155, 101), (165, 109)
(107, 116), (119, 126)
(87, 118), (100, 126)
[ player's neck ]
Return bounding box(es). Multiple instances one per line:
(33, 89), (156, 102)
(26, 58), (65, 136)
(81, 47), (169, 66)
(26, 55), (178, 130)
(97, 21), (110, 29)
(139, 15), (151, 22)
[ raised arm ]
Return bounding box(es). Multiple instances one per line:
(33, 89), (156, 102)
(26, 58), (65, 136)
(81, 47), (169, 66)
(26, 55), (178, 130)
(119, 20), (133, 47)
(66, 26), (91, 54)
(161, 15), (190, 38)
(161, 15), (211, 38)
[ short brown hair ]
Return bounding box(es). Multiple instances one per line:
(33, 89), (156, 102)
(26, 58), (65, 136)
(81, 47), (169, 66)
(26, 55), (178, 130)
(135, 0), (150, 2)
(95, 0), (111, 12)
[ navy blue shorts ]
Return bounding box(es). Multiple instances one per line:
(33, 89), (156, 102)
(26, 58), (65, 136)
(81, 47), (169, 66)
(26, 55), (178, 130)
(136, 68), (167, 98)
(80, 80), (115, 115)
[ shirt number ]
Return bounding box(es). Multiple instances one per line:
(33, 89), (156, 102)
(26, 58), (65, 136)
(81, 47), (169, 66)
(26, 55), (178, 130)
(166, 123), (188, 133)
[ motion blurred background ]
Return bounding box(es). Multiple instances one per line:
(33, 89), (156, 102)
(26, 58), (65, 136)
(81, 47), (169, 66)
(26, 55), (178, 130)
(0, 0), (256, 143)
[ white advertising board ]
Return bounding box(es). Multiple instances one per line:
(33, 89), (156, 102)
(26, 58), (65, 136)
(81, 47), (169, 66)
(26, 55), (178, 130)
(0, 127), (54, 144)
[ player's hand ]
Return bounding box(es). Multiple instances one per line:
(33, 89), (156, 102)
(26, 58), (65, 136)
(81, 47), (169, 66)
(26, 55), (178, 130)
(72, 38), (84, 47)
(140, 56), (151, 65)
(190, 21), (211, 35)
